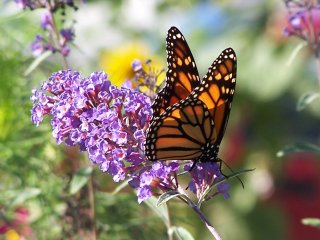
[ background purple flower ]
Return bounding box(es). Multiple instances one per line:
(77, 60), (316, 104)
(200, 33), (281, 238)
(40, 11), (53, 30)
(15, 1), (78, 58)
(15, 0), (80, 11)
(284, 1), (320, 49)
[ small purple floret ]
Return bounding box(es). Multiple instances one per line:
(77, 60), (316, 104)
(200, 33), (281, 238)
(186, 162), (231, 199)
(40, 11), (53, 30)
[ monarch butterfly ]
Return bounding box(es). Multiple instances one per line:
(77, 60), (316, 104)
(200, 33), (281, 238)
(145, 26), (237, 164)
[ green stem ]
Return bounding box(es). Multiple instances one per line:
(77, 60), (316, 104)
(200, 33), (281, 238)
(176, 185), (222, 240)
(191, 204), (222, 240)
(166, 204), (173, 240)
(88, 172), (97, 240)
(315, 57), (320, 88)
(45, 1), (69, 69)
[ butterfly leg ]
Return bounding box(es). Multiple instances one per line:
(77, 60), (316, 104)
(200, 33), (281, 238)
(188, 160), (198, 172)
(218, 158), (244, 189)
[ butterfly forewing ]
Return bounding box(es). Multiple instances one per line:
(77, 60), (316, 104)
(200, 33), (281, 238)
(193, 48), (237, 145)
(152, 27), (200, 116)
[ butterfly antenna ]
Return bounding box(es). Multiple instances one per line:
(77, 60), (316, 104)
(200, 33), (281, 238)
(218, 158), (244, 189)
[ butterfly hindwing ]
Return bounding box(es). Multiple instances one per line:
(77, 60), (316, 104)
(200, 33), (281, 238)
(146, 98), (214, 161)
(152, 27), (200, 116)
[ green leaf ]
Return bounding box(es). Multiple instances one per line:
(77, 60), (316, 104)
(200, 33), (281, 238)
(297, 91), (320, 111)
(227, 168), (254, 180)
(157, 190), (184, 206)
(69, 166), (93, 195)
(11, 188), (41, 206)
(302, 218), (320, 228)
(172, 226), (195, 240)
(212, 168), (254, 187)
(286, 42), (307, 67)
(277, 143), (320, 157)
(144, 196), (169, 224)
(24, 51), (52, 76)
(199, 168), (254, 204)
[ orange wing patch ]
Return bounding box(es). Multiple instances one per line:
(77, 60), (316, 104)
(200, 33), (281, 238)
(152, 27), (200, 116)
(146, 99), (214, 161)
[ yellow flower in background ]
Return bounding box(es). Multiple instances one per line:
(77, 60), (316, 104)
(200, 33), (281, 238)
(99, 42), (165, 87)
(5, 229), (20, 240)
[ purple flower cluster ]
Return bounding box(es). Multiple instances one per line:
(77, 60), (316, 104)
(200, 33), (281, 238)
(284, 1), (320, 49)
(15, 0), (36, 10)
(186, 162), (230, 200)
(31, 70), (149, 178)
(31, 11), (74, 57)
(15, 0), (80, 11)
(131, 161), (230, 203)
(129, 161), (180, 203)
(31, 68), (230, 203)
(15, 1), (77, 57)
(30, 70), (179, 202)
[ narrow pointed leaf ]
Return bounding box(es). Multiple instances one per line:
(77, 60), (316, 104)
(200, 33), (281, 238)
(69, 166), (93, 195)
(172, 226), (195, 240)
(157, 190), (184, 206)
(11, 188), (41, 206)
(297, 91), (320, 111)
(144, 196), (169, 223)
(201, 168), (254, 201)
(302, 218), (320, 228)
(286, 42), (307, 67)
(277, 143), (320, 157)
(24, 51), (52, 76)
(211, 168), (254, 188)
(111, 178), (130, 195)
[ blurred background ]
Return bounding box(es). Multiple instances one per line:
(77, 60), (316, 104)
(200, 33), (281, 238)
(1, 0), (320, 239)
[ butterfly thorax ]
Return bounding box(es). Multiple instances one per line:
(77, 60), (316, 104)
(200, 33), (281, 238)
(196, 143), (220, 162)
